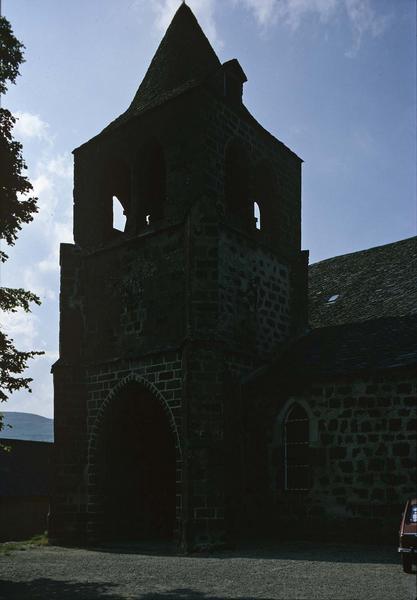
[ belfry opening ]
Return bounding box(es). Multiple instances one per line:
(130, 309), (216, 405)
(93, 383), (177, 542)
(51, 3), (306, 550)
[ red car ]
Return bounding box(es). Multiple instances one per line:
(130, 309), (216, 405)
(399, 498), (417, 573)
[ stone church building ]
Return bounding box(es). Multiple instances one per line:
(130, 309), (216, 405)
(50, 4), (416, 550)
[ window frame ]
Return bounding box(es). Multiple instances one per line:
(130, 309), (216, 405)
(283, 404), (310, 492)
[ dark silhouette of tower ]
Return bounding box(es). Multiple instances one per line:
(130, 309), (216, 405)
(51, 3), (307, 550)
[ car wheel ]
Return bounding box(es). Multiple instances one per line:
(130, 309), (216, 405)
(402, 554), (413, 574)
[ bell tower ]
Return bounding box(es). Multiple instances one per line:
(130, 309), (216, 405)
(51, 3), (308, 550)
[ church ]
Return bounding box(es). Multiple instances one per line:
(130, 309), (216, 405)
(50, 3), (416, 550)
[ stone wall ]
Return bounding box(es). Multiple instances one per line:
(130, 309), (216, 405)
(244, 368), (417, 542)
(306, 374), (416, 520)
(200, 89), (302, 259)
(83, 229), (186, 361)
(219, 228), (290, 357)
(85, 353), (183, 543)
(185, 345), (258, 547)
(53, 64), (306, 549)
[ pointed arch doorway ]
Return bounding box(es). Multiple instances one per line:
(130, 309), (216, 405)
(90, 380), (178, 542)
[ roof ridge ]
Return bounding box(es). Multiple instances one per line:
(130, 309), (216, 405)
(309, 235), (417, 268)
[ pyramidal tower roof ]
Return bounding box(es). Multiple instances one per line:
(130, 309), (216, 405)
(106, 3), (221, 130)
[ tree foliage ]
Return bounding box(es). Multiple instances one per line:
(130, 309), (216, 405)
(0, 16), (43, 430)
(0, 107), (39, 262)
(0, 16), (24, 94)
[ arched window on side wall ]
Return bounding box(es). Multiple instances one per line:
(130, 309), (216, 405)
(224, 139), (251, 225)
(142, 142), (166, 227)
(284, 404), (310, 491)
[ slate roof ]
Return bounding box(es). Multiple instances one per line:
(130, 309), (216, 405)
(298, 236), (417, 375)
(77, 3), (302, 161)
(102, 3), (221, 133)
(309, 236), (417, 329)
(280, 315), (417, 377)
(253, 237), (417, 382)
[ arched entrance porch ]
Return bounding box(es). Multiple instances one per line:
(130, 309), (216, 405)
(87, 378), (180, 543)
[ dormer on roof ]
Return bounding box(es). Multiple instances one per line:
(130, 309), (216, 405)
(221, 59), (247, 104)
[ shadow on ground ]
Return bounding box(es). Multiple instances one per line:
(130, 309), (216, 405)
(88, 540), (178, 557)
(0, 578), (121, 600)
(85, 540), (400, 565)
(141, 590), (276, 600)
(0, 579), (276, 600)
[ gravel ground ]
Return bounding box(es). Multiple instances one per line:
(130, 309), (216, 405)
(0, 541), (415, 600)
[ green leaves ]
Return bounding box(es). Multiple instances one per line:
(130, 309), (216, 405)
(0, 287), (41, 312)
(0, 16), (25, 95)
(0, 331), (43, 403)
(0, 108), (39, 262)
(0, 16), (44, 419)
(0, 17), (38, 258)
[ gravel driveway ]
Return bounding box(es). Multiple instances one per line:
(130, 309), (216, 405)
(0, 541), (415, 600)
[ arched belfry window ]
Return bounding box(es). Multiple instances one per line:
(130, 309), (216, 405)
(254, 202), (261, 230)
(224, 139), (251, 224)
(113, 196), (126, 232)
(284, 404), (310, 491)
(102, 159), (131, 237)
(141, 142), (166, 227)
(252, 161), (277, 237)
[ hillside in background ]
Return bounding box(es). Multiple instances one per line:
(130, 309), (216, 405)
(0, 412), (54, 442)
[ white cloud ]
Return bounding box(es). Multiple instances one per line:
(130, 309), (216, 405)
(2, 111), (74, 420)
(133, 0), (221, 48)
(37, 220), (73, 273)
(13, 111), (51, 142)
(31, 174), (55, 221)
(239, 0), (337, 29)
(20, 266), (56, 301)
(344, 0), (390, 57)
(3, 353), (56, 419)
(237, 0), (389, 54)
(0, 309), (42, 351)
(27, 155), (73, 232)
(45, 153), (73, 179)
(152, 0), (186, 30)
(134, 0), (390, 57)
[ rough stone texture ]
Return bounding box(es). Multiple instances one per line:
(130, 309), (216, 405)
(243, 370), (416, 542)
(51, 3), (416, 551)
(219, 230), (291, 357)
(239, 234), (417, 542)
(309, 236), (417, 328)
(51, 4), (304, 550)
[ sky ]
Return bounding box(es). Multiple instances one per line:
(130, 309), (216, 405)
(1, 0), (416, 419)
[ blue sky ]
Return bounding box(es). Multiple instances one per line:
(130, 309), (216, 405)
(1, 0), (416, 418)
